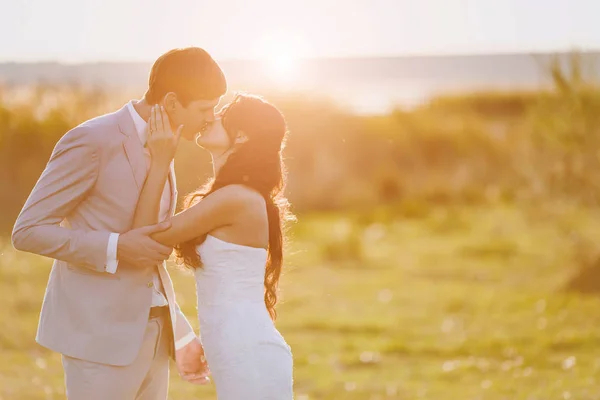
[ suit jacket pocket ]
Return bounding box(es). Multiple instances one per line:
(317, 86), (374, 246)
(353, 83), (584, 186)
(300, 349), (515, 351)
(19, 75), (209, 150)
(66, 264), (120, 279)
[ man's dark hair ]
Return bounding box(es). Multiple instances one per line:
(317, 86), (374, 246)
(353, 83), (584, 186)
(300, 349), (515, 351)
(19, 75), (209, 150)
(145, 47), (227, 106)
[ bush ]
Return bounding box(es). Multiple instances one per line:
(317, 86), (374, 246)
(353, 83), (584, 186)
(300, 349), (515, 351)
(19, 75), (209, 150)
(2, 52), (600, 235)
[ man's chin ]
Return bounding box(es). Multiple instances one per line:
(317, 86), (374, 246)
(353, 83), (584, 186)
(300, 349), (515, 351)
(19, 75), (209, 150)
(181, 131), (197, 142)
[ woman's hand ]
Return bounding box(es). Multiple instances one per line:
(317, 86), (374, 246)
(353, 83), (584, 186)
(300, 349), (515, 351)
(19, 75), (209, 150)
(146, 104), (183, 166)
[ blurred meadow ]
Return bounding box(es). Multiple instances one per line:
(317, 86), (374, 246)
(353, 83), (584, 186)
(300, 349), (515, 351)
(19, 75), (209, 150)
(3, 53), (600, 399)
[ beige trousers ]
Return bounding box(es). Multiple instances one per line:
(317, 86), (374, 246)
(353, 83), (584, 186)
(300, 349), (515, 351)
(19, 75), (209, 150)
(62, 314), (170, 400)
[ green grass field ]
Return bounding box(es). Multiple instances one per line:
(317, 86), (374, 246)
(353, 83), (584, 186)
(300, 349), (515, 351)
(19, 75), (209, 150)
(2, 204), (600, 399)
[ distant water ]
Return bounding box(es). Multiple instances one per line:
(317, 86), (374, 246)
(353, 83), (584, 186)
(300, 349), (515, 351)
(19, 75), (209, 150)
(1, 52), (599, 114)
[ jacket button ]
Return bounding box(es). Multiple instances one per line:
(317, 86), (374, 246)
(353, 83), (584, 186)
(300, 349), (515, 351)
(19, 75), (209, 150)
(147, 282), (154, 288)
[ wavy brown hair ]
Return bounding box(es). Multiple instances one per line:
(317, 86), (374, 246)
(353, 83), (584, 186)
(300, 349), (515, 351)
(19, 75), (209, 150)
(174, 94), (293, 320)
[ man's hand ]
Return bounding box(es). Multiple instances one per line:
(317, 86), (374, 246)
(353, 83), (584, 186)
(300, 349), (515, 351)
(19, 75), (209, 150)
(117, 222), (173, 268)
(176, 337), (210, 385)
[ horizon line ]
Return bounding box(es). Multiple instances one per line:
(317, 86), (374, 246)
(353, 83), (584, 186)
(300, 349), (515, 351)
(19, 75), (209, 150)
(1, 47), (599, 65)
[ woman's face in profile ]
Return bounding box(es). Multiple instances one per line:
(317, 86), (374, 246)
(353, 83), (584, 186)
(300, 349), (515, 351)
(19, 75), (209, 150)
(195, 118), (232, 152)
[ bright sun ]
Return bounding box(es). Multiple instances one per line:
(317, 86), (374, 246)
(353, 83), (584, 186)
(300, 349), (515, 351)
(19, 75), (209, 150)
(266, 51), (298, 82)
(255, 31), (309, 84)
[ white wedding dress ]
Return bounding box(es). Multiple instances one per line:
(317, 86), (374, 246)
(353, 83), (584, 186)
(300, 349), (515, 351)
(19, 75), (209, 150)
(195, 235), (294, 399)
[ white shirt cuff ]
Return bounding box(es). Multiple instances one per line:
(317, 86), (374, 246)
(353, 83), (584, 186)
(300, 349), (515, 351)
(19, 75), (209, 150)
(175, 332), (197, 351)
(105, 233), (120, 274)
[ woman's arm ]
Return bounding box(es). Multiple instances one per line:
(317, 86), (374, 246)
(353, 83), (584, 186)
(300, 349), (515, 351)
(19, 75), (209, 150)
(132, 105), (182, 230)
(150, 184), (246, 246)
(131, 162), (170, 229)
(136, 106), (249, 247)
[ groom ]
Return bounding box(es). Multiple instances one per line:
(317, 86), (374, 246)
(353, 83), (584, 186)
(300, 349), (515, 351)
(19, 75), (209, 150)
(12, 47), (227, 399)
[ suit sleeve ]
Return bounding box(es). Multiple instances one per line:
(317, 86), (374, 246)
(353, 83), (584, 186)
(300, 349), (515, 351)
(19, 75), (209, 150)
(11, 127), (111, 271)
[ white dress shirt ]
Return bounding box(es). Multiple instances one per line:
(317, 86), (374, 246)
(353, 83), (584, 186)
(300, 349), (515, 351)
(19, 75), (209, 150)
(105, 101), (172, 307)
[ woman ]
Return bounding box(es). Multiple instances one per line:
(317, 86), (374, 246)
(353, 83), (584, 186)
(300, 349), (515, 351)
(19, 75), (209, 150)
(132, 94), (294, 399)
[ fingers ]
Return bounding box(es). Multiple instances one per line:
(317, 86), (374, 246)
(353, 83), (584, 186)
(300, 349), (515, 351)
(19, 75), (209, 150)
(156, 105), (165, 134)
(150, 105), (158, 136)
(145, 108), (153, 140)
(184, 375), (210, 385)
(139, 221), (171, 235)
(146, 237), (173, 257)
(161, 106), (172, 135)
(153, 243), (173, 259)
(180, 367), (210, 385)
(144, 248), (172, 266)
(182, 369), (210, 378)
(138, 223), (174, 259)
(187, 375), (210, 381)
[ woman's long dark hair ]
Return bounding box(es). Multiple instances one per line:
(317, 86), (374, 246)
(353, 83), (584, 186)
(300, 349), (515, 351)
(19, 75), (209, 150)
(175, 94), (293, 320)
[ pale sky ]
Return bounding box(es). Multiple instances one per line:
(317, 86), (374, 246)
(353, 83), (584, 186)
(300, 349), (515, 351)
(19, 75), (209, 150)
(1, 0), (598, 62)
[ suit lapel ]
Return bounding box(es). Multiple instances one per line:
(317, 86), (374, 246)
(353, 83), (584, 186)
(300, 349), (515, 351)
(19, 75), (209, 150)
(117, 103), (178, 332)
(123, 136), (147, 190)
(117, 104), (147, 190)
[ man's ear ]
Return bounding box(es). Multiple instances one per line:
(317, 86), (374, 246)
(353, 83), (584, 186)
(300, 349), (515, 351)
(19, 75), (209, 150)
(235, 131), (249, 145)
(163, 92), (179, 111)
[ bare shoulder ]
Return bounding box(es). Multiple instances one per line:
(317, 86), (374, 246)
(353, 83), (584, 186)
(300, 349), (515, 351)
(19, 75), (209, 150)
(209, 184), (266, 212)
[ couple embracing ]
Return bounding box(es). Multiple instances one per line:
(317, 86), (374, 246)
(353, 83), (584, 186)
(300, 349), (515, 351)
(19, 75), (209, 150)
(12, 47), (294, 399)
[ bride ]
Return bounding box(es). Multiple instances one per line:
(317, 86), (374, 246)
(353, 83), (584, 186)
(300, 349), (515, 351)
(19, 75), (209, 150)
(131, 94), (294, 399)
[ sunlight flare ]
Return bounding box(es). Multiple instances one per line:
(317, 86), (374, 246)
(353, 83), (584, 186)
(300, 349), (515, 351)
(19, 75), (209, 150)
(255, 31), (309, 84)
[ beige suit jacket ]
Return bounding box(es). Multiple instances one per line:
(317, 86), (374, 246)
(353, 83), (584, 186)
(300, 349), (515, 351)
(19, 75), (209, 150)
(12, 104), (194, 366)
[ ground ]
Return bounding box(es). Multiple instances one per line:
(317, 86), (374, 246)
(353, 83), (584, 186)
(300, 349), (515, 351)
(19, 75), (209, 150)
(2, 204), (600, 399)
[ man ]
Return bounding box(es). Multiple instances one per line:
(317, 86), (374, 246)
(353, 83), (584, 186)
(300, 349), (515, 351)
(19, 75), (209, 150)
(12, 47), (227, 399)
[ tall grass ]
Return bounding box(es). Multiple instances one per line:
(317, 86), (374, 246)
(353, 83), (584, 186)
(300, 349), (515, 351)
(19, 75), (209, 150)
(1, 53), (600, 234)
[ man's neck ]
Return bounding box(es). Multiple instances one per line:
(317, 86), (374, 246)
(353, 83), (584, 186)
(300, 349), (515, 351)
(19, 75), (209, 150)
(132, 98), (152, 122)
